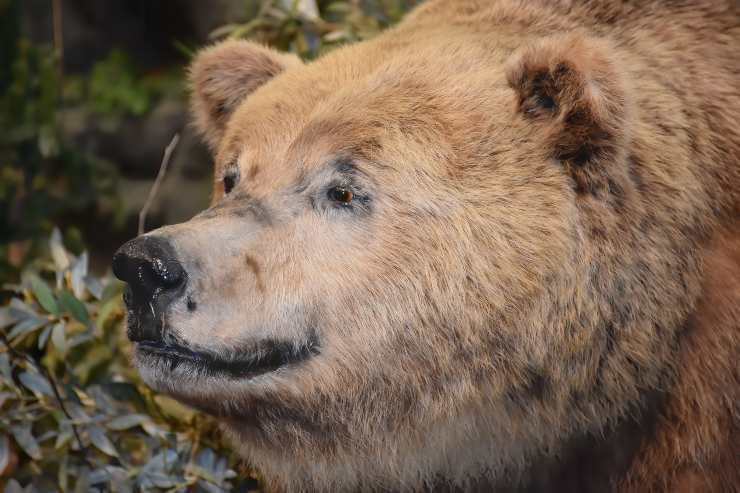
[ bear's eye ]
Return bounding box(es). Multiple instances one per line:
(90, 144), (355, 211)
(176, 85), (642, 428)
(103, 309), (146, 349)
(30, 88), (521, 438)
(327, 186), (354, 205)
(223, 170), (239, 194)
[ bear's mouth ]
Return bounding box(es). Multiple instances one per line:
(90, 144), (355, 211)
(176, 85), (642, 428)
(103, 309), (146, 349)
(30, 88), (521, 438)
(135, 332), (320, 379)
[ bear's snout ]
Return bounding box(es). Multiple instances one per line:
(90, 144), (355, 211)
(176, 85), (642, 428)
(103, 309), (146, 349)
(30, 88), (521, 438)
(113, 235), (187, 343)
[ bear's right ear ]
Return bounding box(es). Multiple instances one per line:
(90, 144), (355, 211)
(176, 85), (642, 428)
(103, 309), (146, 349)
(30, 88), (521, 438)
(189, 40), (302, 148)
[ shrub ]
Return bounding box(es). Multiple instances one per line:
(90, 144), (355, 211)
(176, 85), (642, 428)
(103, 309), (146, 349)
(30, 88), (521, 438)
(0, 231), (255, 492)
(214, 0), (420, 59)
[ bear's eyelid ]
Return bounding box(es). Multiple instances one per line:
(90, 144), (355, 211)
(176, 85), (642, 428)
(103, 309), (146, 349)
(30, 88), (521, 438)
(334, 159), (356, 175)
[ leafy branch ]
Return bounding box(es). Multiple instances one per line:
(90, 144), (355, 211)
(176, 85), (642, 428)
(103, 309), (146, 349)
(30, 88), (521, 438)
(0, 230), (246, 491)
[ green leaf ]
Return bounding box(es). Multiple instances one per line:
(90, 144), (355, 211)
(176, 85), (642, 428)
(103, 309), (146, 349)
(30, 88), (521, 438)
(8, 298), (37, 317)
(18, 371), (54, 397)
(196, 447), (216, 472)
(0, 354), (11, 382)
(35, 429), (58, 443)
(7, 316), (47, 341)
(58, 453), (69, 492)
(106, 413), (151, 431)
(100, 280), (123, 302)
(96, 296), (122, 330)
(30, 274), (59, 315)
(0, 307), (18, 330)
(88, 425), (118, 457)
(88, 465), (128, 485)
(0, 434), (10, 475)
(71, 344), (111, 384)
(11, 424), (42, 460)
(58, 291), (90, 325)
(38, 323), (53, 350)
(51, 322), (67, 356)
(50, 228), (70, 272)
(84, 275), (104, 300)
(140, 472), (178, 489)
(73, 469), (90, 493)
(69, 252), (89, 298)
(4, 479), (23, 493)
(55, 425), (73, 450)
(189, 448), (236, 484)
(141, 450), (178, 476)
(154, 394), (196, 422)
(141, 421), (167, 438)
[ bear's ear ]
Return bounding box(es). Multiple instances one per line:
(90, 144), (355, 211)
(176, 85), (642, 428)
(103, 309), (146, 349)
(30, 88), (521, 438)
(189, 40), (303, 148)
(506, 34), (631, 192)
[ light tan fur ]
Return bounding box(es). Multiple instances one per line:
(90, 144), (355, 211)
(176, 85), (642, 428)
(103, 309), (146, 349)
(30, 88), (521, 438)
(130, 1), (739, 491)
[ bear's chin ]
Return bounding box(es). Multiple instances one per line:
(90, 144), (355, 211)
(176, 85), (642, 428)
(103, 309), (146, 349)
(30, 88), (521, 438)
(130, 349), (272, 417)
(129, 333), (320, 411)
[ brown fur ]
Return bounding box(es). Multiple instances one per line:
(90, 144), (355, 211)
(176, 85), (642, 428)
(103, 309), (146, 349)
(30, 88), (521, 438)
(126, 1), (740, 491)
(621, 228), (740, 493)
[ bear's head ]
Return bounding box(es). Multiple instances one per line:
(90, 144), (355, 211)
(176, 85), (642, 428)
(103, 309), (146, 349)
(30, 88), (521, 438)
(113, 32), (705, 491)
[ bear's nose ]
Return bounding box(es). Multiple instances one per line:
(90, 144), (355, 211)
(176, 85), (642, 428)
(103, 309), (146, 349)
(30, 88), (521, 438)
(112, 236), (186, 342)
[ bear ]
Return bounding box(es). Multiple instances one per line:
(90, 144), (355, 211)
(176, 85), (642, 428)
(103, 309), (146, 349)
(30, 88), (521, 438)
(112, 0), (740, 491)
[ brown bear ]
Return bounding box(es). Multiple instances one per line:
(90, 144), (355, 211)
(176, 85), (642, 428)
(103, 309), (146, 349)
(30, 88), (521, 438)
(112, 1), (740, 491)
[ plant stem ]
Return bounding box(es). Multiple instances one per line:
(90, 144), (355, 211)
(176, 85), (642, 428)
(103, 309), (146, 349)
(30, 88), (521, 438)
(138, 133), (180, 235)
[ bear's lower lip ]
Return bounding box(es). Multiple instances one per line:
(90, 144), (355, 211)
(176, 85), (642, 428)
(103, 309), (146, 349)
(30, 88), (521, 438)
(135, 333), (320, 379)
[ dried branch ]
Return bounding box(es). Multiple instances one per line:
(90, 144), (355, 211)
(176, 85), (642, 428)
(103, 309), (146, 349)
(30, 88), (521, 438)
(138, 133), (180, 235)
(52, 0), (64, 82)
(39, 365), (86, 452)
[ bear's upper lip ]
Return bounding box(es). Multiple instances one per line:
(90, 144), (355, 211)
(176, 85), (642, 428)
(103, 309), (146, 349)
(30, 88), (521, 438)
(135, 332), (320, 379)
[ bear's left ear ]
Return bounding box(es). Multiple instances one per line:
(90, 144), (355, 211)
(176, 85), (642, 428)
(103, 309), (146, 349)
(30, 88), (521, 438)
(189, 40), (303, 148)
(506, 34), (631, 193)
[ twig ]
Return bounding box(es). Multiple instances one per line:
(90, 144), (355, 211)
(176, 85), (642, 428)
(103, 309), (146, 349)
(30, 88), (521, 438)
(52, 0), (64, 83)
(138, 133), (180, 235)
(39, 365), (86, 452)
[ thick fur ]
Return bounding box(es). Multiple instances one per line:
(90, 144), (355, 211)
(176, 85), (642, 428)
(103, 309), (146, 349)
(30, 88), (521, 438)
(620, 228), (740, 493)
(131, 1), (740, 491)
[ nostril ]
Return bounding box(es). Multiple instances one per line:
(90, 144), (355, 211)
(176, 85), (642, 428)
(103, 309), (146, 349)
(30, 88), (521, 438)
(150, 258), (185, 289)
(124, 258), (185, 302)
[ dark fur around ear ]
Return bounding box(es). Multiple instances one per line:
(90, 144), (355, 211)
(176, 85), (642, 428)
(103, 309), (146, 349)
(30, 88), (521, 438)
(506, 33), (632, 194)
(189, 40), (302, 148)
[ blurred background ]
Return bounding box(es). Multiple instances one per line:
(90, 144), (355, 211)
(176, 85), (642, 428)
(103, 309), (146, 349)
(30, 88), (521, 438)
(0, 1), (418, 491)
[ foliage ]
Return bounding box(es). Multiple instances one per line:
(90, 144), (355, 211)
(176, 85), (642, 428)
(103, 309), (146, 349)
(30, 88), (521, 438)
(84, 51), (157, 118)
(65, 50), (185, 120)
(0, 2), (186, 279)
(0, 230), (256, 491)
(214, 0), (420, 59)
(0, 39), (122, 279)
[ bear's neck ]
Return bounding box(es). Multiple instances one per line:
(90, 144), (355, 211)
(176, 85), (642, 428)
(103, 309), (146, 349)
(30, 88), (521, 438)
(502, 390), (665, 492)
(434, 226), (740, 493)
(429, 389), (666, 493)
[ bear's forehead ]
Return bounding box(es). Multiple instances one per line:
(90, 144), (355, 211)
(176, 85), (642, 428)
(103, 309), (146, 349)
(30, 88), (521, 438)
(217, 37), (513, 184)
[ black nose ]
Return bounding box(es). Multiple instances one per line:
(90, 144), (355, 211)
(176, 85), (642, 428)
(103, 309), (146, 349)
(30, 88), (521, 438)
(112, 236), (186, 342)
